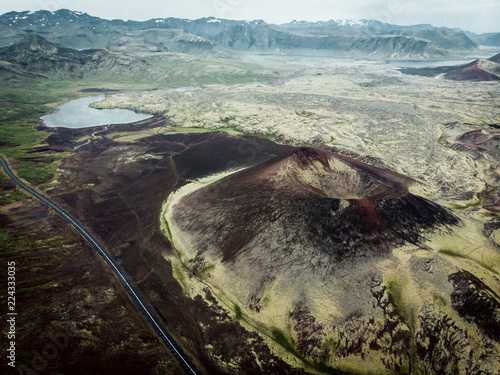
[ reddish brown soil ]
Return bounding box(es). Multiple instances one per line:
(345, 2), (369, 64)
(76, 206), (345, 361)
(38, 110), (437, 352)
(31, 120), (304, 374)
(445, 61), (500, 81)
(455, 129), (500, 152)
(0, 178), (184, 375)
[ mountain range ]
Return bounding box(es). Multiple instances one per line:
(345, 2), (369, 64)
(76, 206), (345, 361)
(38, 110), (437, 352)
(0, 9), (496, 59)
(0, 33), (267, 85)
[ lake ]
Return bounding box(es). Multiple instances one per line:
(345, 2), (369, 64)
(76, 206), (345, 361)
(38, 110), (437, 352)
(384, 59), (477, 68)
(41, 95), (153, 129)
(385, 50), (499, 68)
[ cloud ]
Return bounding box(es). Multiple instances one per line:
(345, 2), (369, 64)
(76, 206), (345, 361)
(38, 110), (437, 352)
(391, 0), (500, 32)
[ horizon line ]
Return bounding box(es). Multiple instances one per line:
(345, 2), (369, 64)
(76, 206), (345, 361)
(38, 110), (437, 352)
(1, 8), (499, 34)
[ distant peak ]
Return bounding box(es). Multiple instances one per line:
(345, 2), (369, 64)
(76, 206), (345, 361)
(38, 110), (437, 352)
(332, 18), (367, 27)
(0, 34), (60, 57)
(19, 34), (57, 49)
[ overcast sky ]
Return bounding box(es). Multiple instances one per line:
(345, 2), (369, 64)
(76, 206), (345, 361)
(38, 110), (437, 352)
(1, 0), (499, 34)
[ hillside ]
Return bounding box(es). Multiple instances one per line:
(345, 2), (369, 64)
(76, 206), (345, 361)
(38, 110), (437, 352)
(165, 147), (500, 374)
(279, 20), (477, 51)
(468, 32), (500, 46)
(0, 34), (117, 77)
(488, 52), (500, 63)
(0, 9), (481, 59)
(444, 59), (500, 81)
(206, 23), (448, 59)
(399, 53), (500, 81)
(279, 19), (434, 35)
(0, 34), (280, 85)
(389, 28), (477, 50)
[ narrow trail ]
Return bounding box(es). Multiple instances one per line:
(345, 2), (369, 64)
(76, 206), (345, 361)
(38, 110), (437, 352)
(73, 125), (109, 150)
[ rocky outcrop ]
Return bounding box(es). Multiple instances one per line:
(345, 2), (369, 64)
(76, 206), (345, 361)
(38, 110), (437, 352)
(0, 34), (115, 77)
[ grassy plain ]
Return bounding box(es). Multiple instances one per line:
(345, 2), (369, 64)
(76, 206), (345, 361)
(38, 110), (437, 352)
(0, 53), (280, 185)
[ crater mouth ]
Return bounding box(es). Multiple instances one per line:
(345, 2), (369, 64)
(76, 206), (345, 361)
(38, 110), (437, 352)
(286, 148), (413, 200)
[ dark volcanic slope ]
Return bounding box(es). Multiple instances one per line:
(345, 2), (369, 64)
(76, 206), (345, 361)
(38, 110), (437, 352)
(174, 148), (459, 266)
(0, 34), (115, 76)
(489, 52), (500, 63)
(400, 58), (500, 81)
(444, 60), (500, 81)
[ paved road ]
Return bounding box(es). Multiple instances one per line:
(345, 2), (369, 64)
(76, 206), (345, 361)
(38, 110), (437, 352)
(0, 155), (200, 375)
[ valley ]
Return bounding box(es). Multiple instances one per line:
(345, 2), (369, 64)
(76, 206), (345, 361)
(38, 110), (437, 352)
(0, 8), (499, 375)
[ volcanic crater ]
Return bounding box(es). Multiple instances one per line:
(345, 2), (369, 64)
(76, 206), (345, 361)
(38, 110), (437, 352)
(171, 147), (459, 267)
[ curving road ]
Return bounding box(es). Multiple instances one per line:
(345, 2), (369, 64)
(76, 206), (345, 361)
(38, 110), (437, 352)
(0, 155), (200, 375)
